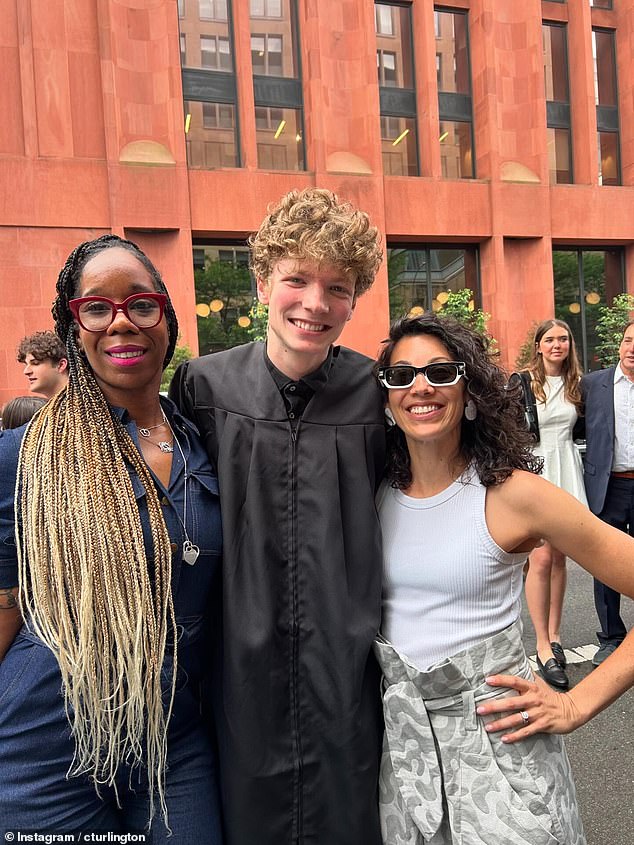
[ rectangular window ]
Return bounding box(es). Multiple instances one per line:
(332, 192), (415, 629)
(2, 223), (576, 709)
(193, 243), (256, 355)
(543, 23), (572, 184)
(250, 0), (282, 17)
(590, 0), (612, 8)
(255, 106), (304, 170)
(593, 28), (620, 184)
(199, 0), (227, 21)
(376, 2), (419, 175)
(387, 246), (480, 320)
(185, 100), (238, 169)
(439, 120), (473, 179)
(375, 4), (394, 36)
(201, 35), (232, 71)
(436, 8), (474, 178)
(251, 0), (304, 170)
(251, 34), (284, 76)
(180, 0), (239, 169)
(380, 116), (418, 176)
(553, 248), (624, 370)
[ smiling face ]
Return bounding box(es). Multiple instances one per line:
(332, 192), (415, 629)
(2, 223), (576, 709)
(537, 323), (570, 373)
(74, 247), (169, 407)
(257, 257), (356, 380)
(386, 333), (467, 454)
(619, 323), (634, 381)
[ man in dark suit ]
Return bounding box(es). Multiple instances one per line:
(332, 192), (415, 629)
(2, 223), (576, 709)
(581, 320), (634, 666)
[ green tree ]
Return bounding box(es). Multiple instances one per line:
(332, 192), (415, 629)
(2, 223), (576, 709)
(161, 343), (193, 392)
(437, 288), (497, 352)
(594, 293), (634, 367)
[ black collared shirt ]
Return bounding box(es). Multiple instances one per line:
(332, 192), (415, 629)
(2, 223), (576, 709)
(265, 347), (334, 427)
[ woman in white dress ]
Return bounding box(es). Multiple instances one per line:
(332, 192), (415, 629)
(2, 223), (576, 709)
(522, 319), (586, 690)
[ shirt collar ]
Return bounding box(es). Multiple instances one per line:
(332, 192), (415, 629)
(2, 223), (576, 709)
(264, 346), (335, 394)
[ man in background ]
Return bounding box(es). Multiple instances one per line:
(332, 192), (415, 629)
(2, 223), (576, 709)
(17, 331), (68, 399)
(581, 321), (634, 666)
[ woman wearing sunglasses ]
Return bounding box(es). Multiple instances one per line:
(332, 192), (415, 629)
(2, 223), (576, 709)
(0, 235), (222, 840)
(373, 313), (634, 845)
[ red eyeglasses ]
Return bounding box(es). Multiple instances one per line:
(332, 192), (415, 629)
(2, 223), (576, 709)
(69, 293), (167, 332)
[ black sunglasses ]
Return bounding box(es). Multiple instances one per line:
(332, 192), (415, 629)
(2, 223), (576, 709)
(378, 362), (466, 389)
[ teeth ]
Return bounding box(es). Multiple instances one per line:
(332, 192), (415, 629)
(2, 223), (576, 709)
(109, 351), (144, 359)
(409, 405), (440, 415)
(292, 320), (326, 332)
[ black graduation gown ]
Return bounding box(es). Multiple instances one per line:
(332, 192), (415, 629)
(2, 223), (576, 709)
(170, 342), (385, 845)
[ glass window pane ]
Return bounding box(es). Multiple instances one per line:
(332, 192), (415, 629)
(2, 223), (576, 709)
(598, 131), (619, 185)
(381, 116), (418, 176)
(553, 249), (624, 371)
(543, 24), (569, 103)
(439, 120), (474, 179)
(591, 0), (612, 8)
(250, 0), (298, 77)
(199, 0), (227, 21)
(436, 10), (470, 95)
(375, 4), (394, 36)
(185, 100), (238, 169)
(256, 107), (304, 170)
(387, 247), (478, 321)
(181, 8), (232, 71)
(593, 29), (617, 106)
(375, 3), (414, 89)
(194, 244), (256, 355)
(547, 127), (572, 184)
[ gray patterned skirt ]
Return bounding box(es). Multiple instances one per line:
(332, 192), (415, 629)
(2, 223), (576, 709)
(374, 622), (586, 845)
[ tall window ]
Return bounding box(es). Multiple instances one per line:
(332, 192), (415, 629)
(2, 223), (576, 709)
(180, 0), (239, 169)
(250, 0), (304, 170)
(387, 246), (480, 320)
(435, 8), (475, 179)
(593, 29), (620, 185)
(553, 248), (624, 370)
(375, 2), (419, 176)
(193, 244), (256, 354)
(543, 23), (572, 184)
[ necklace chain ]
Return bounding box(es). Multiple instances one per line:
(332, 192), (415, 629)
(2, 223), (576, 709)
(163, 415), (199, 565)
(139, 410), (173, 452)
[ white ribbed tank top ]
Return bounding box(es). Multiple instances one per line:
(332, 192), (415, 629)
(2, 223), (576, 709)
(378, 468), (527, 671)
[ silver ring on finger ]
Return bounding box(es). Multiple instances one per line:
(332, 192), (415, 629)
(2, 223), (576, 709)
(519, 710), (530, 726)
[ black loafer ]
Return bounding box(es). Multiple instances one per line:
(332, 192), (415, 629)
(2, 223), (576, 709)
(550, 641), (567, 668)
(537, 655), (569, 690)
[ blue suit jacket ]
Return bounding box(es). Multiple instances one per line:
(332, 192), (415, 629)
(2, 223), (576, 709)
(580, 366), (616, 515)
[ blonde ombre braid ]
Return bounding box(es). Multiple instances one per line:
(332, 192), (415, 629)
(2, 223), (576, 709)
(16, 235), (180, 828)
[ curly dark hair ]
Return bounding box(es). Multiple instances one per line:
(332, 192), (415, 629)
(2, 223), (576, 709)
(52, 233), (178, 373)
(17, 331), (67, 364)
(376, 314), (543, 489)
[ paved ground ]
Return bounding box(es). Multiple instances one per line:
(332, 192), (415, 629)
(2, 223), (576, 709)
(520, 560), (634, 845)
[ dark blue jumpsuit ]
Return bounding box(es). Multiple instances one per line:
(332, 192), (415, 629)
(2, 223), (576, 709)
(0, 401), (223, 841)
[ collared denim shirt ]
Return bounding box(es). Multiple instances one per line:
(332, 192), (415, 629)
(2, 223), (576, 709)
(0, 398), (221, 691)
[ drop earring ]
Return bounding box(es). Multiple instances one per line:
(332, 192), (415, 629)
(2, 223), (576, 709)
(464, 399), (477, 421)
(385, 407), (396, 427)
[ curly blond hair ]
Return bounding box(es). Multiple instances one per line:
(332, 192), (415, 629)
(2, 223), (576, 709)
(249, 188), (383, 297)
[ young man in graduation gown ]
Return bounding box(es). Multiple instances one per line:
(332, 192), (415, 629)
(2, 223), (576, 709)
(169, 188), (385, 845)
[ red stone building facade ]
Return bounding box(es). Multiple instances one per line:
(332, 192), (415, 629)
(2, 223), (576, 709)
(1, 0), (633, 406)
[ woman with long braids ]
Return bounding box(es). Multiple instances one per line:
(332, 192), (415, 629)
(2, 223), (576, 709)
(517, 319), (587, 690)
(373, 313), (634, 845)
(0, 235), (222, 839)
